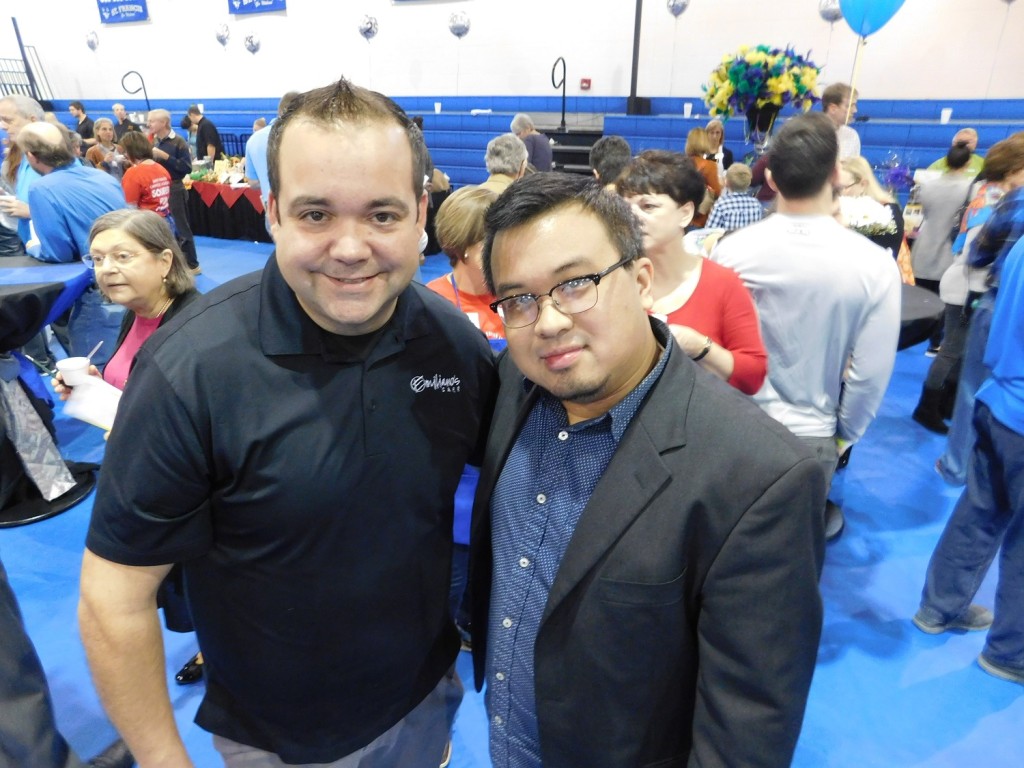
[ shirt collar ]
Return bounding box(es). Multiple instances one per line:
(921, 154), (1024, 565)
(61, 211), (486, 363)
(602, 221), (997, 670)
(257, 254), (432, 362)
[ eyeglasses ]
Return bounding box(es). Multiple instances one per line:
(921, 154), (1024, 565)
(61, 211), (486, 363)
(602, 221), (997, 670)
(489, 257), (632, 329)
(83, 251), (143, 269)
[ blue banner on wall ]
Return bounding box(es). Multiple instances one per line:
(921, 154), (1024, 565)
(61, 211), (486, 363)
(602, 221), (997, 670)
(97, 0), (149, 24)
(229, 0), (287, 14)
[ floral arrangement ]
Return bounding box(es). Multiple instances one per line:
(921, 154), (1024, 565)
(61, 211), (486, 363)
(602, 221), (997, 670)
(839, 195), (897, 237)
(703, 45), (821, 119)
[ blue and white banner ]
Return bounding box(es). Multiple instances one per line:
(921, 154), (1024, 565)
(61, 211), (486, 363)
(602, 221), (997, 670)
(228, 0), (287, 15)
(97, 0), (149, 24)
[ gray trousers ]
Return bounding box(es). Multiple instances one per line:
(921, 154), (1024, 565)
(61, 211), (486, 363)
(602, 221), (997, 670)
(0, 555), (85, 768)
(213, 667), (463, 768)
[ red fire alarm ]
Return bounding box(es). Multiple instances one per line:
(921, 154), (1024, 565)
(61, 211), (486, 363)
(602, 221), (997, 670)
(580, 78), (592, 91)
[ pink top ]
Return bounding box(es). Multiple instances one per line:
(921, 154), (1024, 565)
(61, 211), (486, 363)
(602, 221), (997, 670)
(102, 314), (164, 390)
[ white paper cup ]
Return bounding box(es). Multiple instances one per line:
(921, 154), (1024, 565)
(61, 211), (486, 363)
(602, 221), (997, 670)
(683, 103), (693, 118)
(56, 357), (91, 387)
(434, 102), (442, 114)
(940, 108), (953, 124)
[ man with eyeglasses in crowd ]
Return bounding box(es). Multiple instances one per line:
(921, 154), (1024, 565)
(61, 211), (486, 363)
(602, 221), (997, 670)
(469, 172), (826, 768)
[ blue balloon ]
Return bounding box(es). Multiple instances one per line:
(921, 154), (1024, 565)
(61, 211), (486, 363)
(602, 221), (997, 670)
(839, 0), (906, 36)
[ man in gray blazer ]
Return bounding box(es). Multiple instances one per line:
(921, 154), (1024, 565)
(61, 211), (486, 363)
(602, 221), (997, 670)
(470, 172), (826, 768)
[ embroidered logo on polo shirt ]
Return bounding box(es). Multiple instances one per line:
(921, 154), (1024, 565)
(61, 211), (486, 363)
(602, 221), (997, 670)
(410, 374), (462, 393)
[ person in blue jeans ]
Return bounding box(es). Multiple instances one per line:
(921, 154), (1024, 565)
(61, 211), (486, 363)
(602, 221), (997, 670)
(937, 134), (1024, 485)
(914, 235), (1024, 685)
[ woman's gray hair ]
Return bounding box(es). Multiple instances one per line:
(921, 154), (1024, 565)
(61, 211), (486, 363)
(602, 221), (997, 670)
(510, 113), (534, 135)
(485, 133), (527, 176)
(93, 117), (114, 132)
(88, 209), (195, 297)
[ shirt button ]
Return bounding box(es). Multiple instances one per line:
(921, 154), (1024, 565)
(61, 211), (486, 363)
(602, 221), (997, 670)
(519, 557), (530, 568)
(502, 617), (512, 628)
(495, 671), (505, 681)
(493, 715), (503, 726)
(557, 430), (569, 441)
(536, 493), (547, 504)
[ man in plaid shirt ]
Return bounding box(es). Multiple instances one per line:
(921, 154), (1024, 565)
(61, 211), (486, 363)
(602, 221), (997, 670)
(707, 163), (763, 231)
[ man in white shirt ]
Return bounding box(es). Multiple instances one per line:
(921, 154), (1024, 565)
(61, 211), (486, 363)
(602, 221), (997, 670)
(822, 83), (861, 160)
(712, 112), (901, 540)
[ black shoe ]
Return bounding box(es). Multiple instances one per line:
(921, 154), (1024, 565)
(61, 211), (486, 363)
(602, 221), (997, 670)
(88, 738), (134, 768)
(175, 652), (204, 685)
(912, 386), (950, 435)
(824, 501), (845, 542)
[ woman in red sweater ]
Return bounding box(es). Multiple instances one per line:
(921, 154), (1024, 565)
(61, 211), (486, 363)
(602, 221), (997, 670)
(617, 150), (766, 394)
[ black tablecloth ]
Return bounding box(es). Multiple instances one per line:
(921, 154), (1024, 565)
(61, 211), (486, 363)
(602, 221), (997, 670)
(898, 283), (945, 351)
(186, 186), (273, 244)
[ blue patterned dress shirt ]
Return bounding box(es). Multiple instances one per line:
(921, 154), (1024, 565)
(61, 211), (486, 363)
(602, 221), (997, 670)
(486, 321), (673, 768)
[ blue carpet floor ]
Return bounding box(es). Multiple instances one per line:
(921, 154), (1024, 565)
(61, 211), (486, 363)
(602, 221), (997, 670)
(2, 237), (1021, 766)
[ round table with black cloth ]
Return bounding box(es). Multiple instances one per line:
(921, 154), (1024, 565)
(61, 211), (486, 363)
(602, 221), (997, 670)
(0, 259), (98, 526)
(898, 283), (945, 351)
(186, 184), (273, 244)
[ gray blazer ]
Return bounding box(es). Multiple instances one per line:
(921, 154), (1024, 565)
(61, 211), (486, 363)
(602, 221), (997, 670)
(471, 345), (826, 768)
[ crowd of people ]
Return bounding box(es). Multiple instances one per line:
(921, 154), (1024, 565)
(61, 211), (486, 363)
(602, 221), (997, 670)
(1, 78), (1022, 768)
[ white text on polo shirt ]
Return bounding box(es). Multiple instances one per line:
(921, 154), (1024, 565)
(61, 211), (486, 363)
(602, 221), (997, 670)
(410, 374), (462, 393)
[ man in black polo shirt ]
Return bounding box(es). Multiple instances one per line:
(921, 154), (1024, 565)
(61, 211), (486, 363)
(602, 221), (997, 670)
(79, 78), (496, 767)
(188, 105), (225, 162)
(110, 103), (138, 140)
(68, 100), (95, 147)
(147, 108), (200, 272)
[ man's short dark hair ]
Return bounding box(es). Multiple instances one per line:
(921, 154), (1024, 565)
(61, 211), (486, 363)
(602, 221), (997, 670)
(821, 83), (852, 111)
(278, 91), (301, 117)
(615, 149), (706, 209)
(187, 105), (202, 117)
(69, 100), (86, 113)
(266, 78), (427, 207)
(482, 172), (642, 294)
(767, 113), (838, 200)
(589, 135), (632, 185)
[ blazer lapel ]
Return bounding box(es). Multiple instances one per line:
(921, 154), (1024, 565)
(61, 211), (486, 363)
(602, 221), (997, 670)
(542, 352), (693, 621)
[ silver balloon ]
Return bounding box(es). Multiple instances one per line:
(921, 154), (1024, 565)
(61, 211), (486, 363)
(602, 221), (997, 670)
(215, 24), (230, 47)
(244, 33), (260, 54)
(448, 11), (471, 39)
(86, 31), (99, 51)
(818, 0), (843, 23)
(359, 15), (378, 42)
(666, 0), (690, 17)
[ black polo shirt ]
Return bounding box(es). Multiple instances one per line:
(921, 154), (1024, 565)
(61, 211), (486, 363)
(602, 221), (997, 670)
(87, 256), (497, 763)
(195, 116), (225, 161)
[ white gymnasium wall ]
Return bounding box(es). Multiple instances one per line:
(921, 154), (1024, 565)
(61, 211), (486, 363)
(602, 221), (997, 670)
(1, 0), (1021, 101)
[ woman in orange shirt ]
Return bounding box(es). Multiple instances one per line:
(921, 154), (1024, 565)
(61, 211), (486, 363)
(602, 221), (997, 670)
(685, 127), (723, 228)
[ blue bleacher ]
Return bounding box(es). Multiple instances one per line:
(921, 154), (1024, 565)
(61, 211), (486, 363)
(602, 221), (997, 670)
(53, 97), (1023, 191)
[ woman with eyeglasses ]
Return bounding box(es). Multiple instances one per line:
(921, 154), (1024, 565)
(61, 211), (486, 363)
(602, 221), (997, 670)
(838, 156), (905, 260)
(52, 209), (203, 684)
(616, 151), (766, 395)
(53, 209), (196, 392)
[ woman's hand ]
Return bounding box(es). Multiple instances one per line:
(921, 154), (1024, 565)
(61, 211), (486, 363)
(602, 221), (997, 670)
(51, 365), (102, 401)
